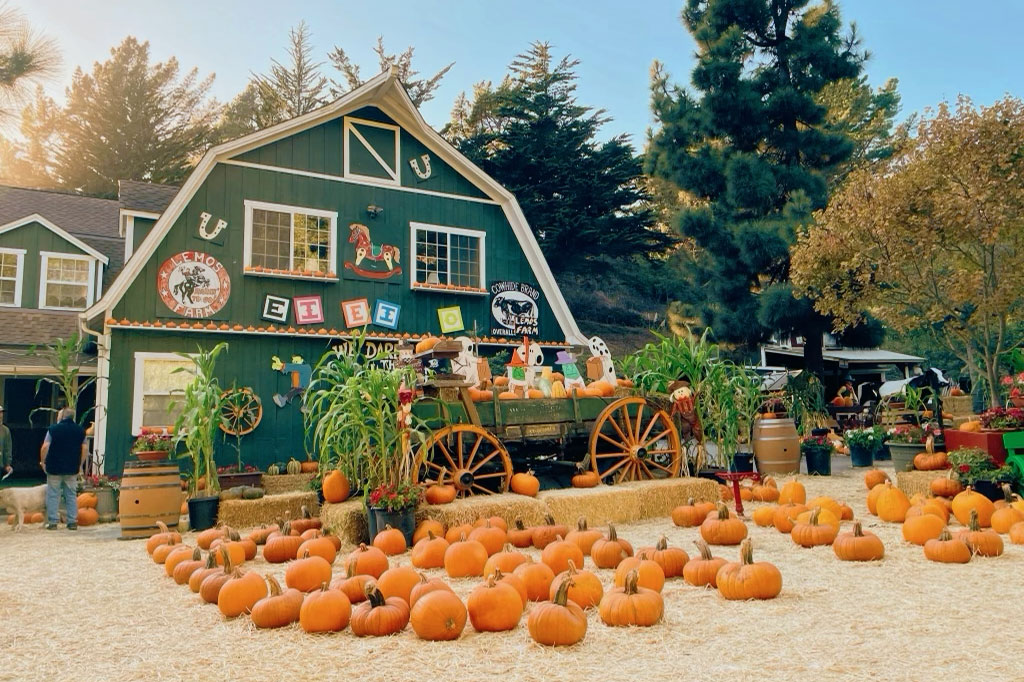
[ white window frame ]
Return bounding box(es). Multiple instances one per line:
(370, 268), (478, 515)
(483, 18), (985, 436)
(131, 351), (192, 436)
(343, 116), (401, 186)
(409, 221), (487, 294)
(38, 251), (96, 311)
(243, 199), (338, 275)
(0, 247), (25, 308)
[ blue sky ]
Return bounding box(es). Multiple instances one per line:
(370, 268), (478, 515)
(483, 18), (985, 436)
(18, 1), (1024, 147)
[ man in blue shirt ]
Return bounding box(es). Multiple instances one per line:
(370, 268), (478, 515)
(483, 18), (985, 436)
(40, 407), (86, 530)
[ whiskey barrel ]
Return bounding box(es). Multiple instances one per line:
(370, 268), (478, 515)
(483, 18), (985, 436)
(119, 459), (182, 539)
(753, 418), (801, 474)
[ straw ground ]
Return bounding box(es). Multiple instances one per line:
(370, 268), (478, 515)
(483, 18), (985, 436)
(1, 465), (1020, 682)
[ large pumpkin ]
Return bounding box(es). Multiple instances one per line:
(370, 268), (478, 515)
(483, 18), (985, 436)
(528, 578), (587, 646)
(715, 539), (782, 601)
(410, 589), (467, 641)
(321, 469), (351, 503)
(951, 487), (995, 527)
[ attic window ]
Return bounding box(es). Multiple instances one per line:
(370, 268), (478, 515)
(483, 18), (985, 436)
(410, 222), (486, 293)
(243, 200), (338, 278)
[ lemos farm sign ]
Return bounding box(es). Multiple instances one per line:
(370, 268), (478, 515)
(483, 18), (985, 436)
(490, 281), (540, 337)
(158, 251), (231, 318)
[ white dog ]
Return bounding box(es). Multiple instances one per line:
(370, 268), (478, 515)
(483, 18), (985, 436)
(0, 484), (47, 531)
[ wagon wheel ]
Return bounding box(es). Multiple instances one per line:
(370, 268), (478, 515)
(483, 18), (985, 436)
(589, 397), (681, 483)
(414, 424), (513, 497)
(218, 388), (263, 436)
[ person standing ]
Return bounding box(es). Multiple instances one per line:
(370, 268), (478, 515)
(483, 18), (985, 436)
(40, 407), (86, 530)
(0, 406), (12, 477)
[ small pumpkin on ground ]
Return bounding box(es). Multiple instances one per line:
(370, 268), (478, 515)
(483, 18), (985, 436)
(549, 560), (603, 609)
(923, 527), (972, 564)
(413, 519), (445, 544)
(951, 487), (995, 527)
(752, 505), (778, 527)
(614, 556), (666, 592)
(778, 480), (806, 505)
(343, 543), (389, 579)
(636, 536), (689, 578)
(251, 575), (303, 628)
(682, 540), (726, 588)
(701, 502), (748, 545)
(791, 508), (839, 548)
(955, 509), (1004, 557)
(484, 543), (529, 576)
(513, 559), (555, 601)
(467, 574), (523, 632)
(444, 534), (488, 578)
(285, 550), (333, 593)
(411, 530), (450, 569)
(671, 498), (714, 527)
(599, 569), (664, 627)
(350, 583), (410, 636)
(875, 483), (911, 523)
(902, 513), (945, 545)
(1008, 521), (1024, 545)
(300, 583), (352, 633)
(408, 573), (454, 608)
(565, 518), (603, 555)
(772, 503), (808, 534)
(332, 562), (373, 604)
(541, 535), (585, 575)
(531, 515), (569, 549)
(529, 577), (588, 646)
(410, 588), (467, 641)
(590, 523), (634, 568)
(321, 469), (351, 503)
(468, 520), (508, 556)
(716, 539), (782, 601)
(833, 520), (884, 561)
(507, 519), (534, 548)
(218, 568), (269, 618)
(372, 524), (408, 555)
(376, 564), (421, 605)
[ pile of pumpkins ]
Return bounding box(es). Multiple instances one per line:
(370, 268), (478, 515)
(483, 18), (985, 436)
(6, 491), (100, 527)
(267, 457), (319, 476)
(145, 507), (781, 646)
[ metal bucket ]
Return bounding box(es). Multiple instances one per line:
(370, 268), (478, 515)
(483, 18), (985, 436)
(753, 418), (801, 474)
(119, 459), (182, 539)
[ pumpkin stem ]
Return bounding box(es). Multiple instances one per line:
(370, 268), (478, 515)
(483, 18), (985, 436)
(345, 561), (357, 579)
(485, 574), (498, 588)
(492, 567), (505, 581)
(265, 574), (282, 596)
(852, 520), (864, 537)
(365, 582), (385, 607)
(544, 514), (556, 526)
(220, 545), (232, 573)
(808, 507), (821, 526)
(156, 520), (168, 533)
(385, 524), (393, 531)
(427, 530), (436, 541)
(623, 569), (640, 595)
(716, 501), (730, 520)
(938, 527), (953, 541)
(320, 582), (330, 592)
(969, 508), (980, 532)
(515, 518), (526, 531)
(1002, 483), (1015, 503)
(300, 549), (311, 560)
(607, 523), (617, 542)
(739, 538), (754, 566)
(694, 539), (713, 561)
(300, 505), (311, 519)
(191, 547), (202, 561)
(656, 536), (668, 551)
(203, 550), (217, 569)
(281, 521), (292, 536)
(577, 517), (588, 531)
(228, 528), (241, 541)
(566, 559), (578, 576)
(459, 532), (468, 542)
(686, 497), (695, 506)
(552, 576), (573, 606)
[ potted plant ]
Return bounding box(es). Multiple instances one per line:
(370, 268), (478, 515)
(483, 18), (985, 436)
(884, 423), (943, 472)
(843, 426), (884, 468)
(946, 407), (1023, 465)
(217, 463), (263, 489)
(130, 432), (175, 461)
(1001, 371), (1024, 408)
(79, 473), (119, 522)
(171, 342), (230, 531)
(948, 447), (1019, 501)
(801, 433), (834, 476)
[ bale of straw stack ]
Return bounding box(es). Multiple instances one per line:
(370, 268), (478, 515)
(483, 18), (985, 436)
(218, 491), (318, 529)
(320, 499), (368, 547)
(418, 493), (548, 529)
(539, 477), (718, 526)
(261, 473), (315, 496)
(895, 471), (937, 499)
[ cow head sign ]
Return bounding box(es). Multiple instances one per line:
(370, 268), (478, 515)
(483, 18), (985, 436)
(489, 281), (540, 337)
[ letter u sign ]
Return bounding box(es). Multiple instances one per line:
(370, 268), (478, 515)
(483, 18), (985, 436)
(198, 212), (228, 240)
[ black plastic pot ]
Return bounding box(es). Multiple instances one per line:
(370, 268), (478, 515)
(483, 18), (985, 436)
(367, 506), (416, 545)
(728, 452), (755, 473)
(188, 495), (220, 531)
(803, 447), (832, 476)
(848, 444), (874, 468)
(971, 479), (1005, 502)
(696, 467), (727, 481)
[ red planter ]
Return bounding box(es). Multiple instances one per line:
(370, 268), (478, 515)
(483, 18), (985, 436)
(944, 429), (1009, 466)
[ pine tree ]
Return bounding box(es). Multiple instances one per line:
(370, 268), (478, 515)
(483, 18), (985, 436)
(328, 36), (453, 106)
(446, 42), (674, 273)
(0, 85), (60, 187)
(252, 21), (327, 121)
(646, 0), (888, 373)
(0, 3), (59, 119)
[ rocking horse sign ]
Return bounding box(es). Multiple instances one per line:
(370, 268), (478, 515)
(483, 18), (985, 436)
(343, 222), (402, 280)
(157, 251), (231, 318)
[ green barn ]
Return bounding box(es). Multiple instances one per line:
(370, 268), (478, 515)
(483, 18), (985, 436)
(82, 69), (586, 476)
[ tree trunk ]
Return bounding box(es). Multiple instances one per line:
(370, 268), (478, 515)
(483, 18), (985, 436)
(986, 362), (1002, 409)
(803, 330), (824, 378)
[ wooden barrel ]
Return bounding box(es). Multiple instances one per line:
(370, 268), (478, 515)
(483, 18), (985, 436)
(119, 459), (182, 539)
(753, 418), (801, 474)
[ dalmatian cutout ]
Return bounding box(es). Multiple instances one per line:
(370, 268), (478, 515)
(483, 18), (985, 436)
(588, 336), (617, 385)
(513, 340), (544, 389)
(451, 336), (480, 387)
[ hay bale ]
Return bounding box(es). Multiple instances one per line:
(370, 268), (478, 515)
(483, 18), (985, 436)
(218, 491), (318, 529)
(419, 493), (549, 529)
(320, 499), (367, 547)
(539, 478), (716, 525)
(261, 473), (315, 496)
(631, 477), (720, 517)
(896, 470), (937, 499)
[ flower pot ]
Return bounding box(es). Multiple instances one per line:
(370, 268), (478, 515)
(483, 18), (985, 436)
(1011, 397), (1024, 408)
(84, 487), (118, 522)
(803, 447), (832, 476)
(945, 429), (1010, 466)
(885, 442), (921, 472)
(848, 443), (874, 468)
(187, 495), (220, 531)
(367, 506), (416, 545)
(217, 472), (263, 489)
(873, 443), (891, 461)
(728, 452), (755, 473)
(134, 450), (170, 462)
(971, 479), (1006, 502)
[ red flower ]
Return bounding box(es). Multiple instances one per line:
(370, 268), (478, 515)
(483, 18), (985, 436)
(959, 464), (970, 473)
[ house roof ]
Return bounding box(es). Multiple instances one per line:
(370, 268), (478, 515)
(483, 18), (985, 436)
(118, 180), (178, 214)
(0, 185), (119, 240)
(0, 214), (109, 264)
(84, 69), (586, 345)
(762, 345), (924, 365)
(0, 308), (82, 347)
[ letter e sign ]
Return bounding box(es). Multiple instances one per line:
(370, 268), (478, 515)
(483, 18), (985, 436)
(342, 298), (370, 328)
(293, 295), (324, 324)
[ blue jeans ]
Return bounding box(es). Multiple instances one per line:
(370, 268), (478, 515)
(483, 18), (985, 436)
(46, 474), (78, 525)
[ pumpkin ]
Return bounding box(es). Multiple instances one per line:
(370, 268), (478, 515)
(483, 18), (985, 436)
(752, 505), (778, 527)
(864, 469), (889, 490)
(614, 556), (665, 592)
(778, 480), (806, 505)
(701, 502), (748, 545)
(332, 562), (374, 604)
(683, 540), (726, 587)
(1009, 521), (1024, 545)
(199, 549), (236, 604)
(372, 525), (408, 555)
(468, 388), (494, 402)
(75, 507), (98, 526)
(152, 537), (183, 564)
(413, 519), (445, 544)
(549, 560), (603, 609)
(489, 567), (527, 606)
(772, 503), (808, 534)
(806, 496), (843, 520)
(672, 498), (715, 527)
(247, 523), (280, 546)
(914, 450), (949, 471)
(587, 379), (615, 397)
(300, 583), (352, 633)
(531, 515), (569, 549)
(289, 505), (322, 534)
(444, 534), (488, 578)
(263, 524), (304, 564)
(415, 336), (441, 353)
(322, 469), (351, 503)
(513, 559), (556, 601)
(791, 508), (839, 548)
(483, 544), (529, 577)
(189, 551), (222, 593)
(902, 513), (945, 545)
(541, 536), (585, 575)
(286, 550), (333, 593)
(508, 519), (534, 548)
(467, 574), (523, 632)
(211, 537), (247, 568)
(794, 507), (840, 534)
(162, 544), (196, 577)
(751, 480), (780, 502)
(838, 502), (854, 520)
(529, 578), (588, 646)
(599, 569), (663, 627)
(218, 568), (268, 618)
(76, 492), (97, 509)
(411, 530), (450, 569)
(146, 520), (182, 555)
(995, 484), (1024, 513)
(715, 539), (782, 601)
(550, 380), (568, 398)
(408, 573), (454, 608)
(376, 564), (421, 605)
(296, 536), (337, 564)
(468, 520), (507, 556)
(833, 520), (884, 561)
(571, 467), (600, 489)
(923, 527), (972, 563)
(299, 456), (318, 473)
(738, 486), (754, 502)
(343, 543), (389, 579)
(719, 484), (733, 502)
(424, 470), (457, 505)
(172, 548), (206, 584)
(350, 583), (410, 636)
(526, 388), (545, 399)
(286, 458), (302, 475)
(929, 474), (963, 498)
(444, 522), (474, 544)
(636, 536), (689, 578)
(958, 420), (983, 433)
(951, 487), (995, 527)
(410, 588), (467, 641)
(265, 463), (281, 476)
(498, 391), (520, 400)
(565, 518), (603, 555)
(955, 509), (1004, 557)
(991, 504), (1024, 534)
(906, 499), (950, 524)
(876, 483), (911, 522)
(251, 575), (303, 628)
(472, 515), (508, 531)
(590, 523), (634, 568)
(510, 470), (540, 497)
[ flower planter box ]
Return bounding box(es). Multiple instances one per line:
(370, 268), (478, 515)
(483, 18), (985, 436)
(944, 429), (1010, 466)
(217, 472), (264, 489)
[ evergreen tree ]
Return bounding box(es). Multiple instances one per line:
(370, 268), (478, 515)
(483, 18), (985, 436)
(646, 0), (886, 373)
(55, 37), (217, 197)
(446, 42), (674, 273)
(0, 3), (59, 120)
(328, 36), (453, 106)
(252, 21), (327, 121)
(215, 81), (285, 140)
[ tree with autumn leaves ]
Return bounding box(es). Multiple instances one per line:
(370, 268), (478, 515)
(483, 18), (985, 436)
(792, 96), (1024, 407)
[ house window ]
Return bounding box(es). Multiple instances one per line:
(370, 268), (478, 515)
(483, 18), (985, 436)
(244, 200), (337, 276)
(411, 222), (485, 290)
(39, 252), (95, 310)
(0, 248), (24, 307)
(132, 353), (192, 435)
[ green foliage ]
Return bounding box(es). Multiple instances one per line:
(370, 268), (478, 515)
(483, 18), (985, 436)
(328, 36), (453, 106)
(948, 448), (1019, 487)
(28, 333), (96, 425)
(171, 342), (230, 496)
(251, 21), (327, 121)
(0, 4), (59, 119)
(783, 372), (829, 437)
(446, 42), (674, 272)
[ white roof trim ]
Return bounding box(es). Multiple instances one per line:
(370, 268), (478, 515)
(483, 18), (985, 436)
(0, 214), (109, 265)
(83, 70), (585, 345)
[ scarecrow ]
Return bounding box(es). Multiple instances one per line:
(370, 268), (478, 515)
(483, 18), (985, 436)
(271, 355), (311, 407)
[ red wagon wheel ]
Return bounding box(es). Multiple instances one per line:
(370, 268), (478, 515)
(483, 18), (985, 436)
(414, 424), (513, 497)
(589, 397), (681, 483)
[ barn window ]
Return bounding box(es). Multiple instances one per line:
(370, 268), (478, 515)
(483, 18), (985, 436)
(243, 200), (338, 276)
(39, 252), (95, 310)
(131, 352), (193, 435)
(410, 222), (485, 291)
(0, 248), (25, 307)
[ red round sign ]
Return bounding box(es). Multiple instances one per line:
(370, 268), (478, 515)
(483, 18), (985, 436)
(157, 251), (231, 318)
